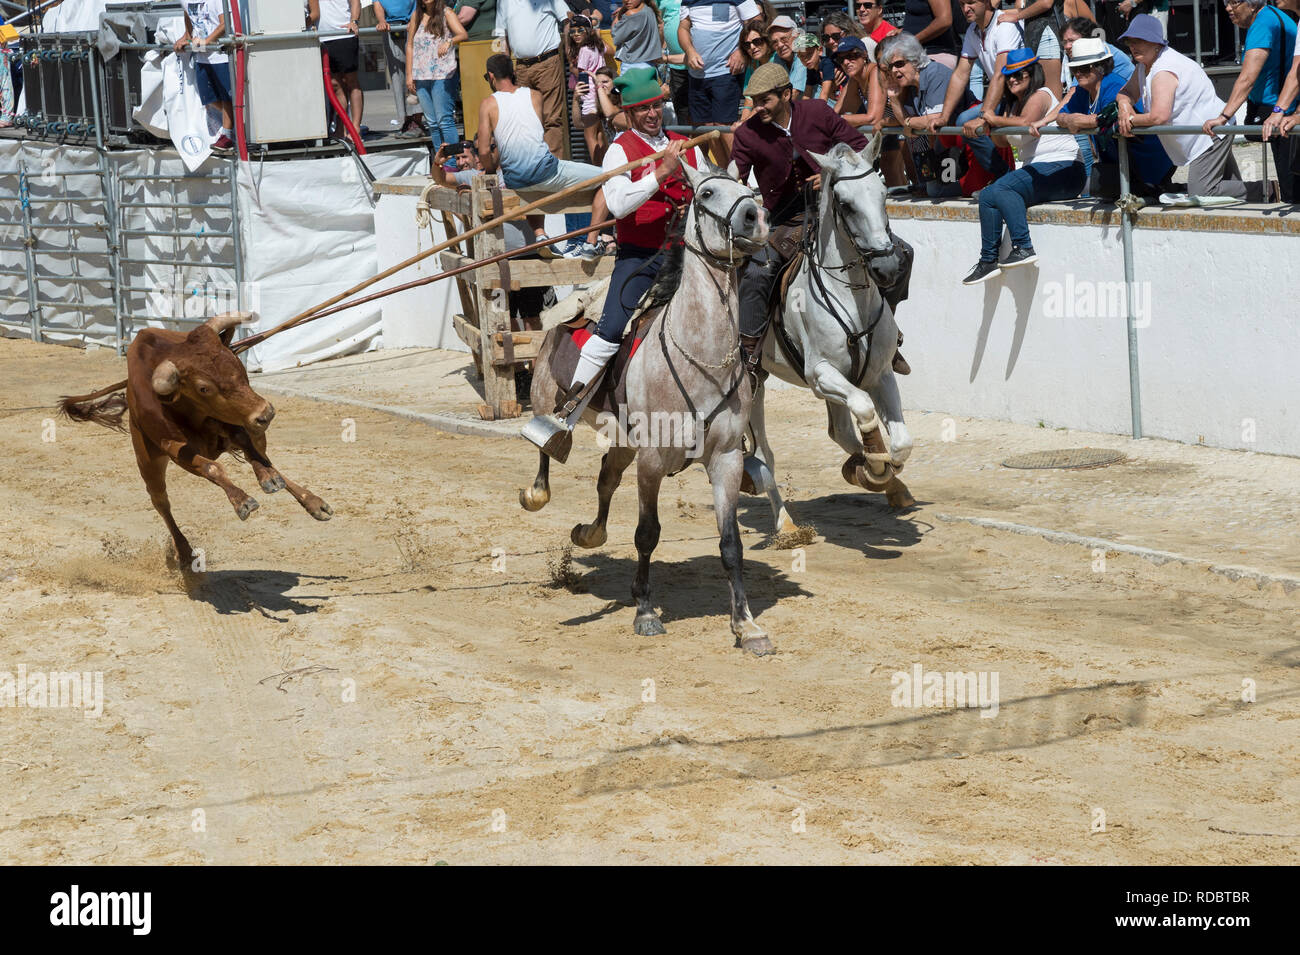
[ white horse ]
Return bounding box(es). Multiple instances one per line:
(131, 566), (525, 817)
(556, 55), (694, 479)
(521, 163), (776, 653)
(745, 133), (915, 533)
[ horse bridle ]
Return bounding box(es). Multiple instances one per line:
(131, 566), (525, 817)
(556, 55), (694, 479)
(683, 174), (762, 268)
(799, 162), (893, 386)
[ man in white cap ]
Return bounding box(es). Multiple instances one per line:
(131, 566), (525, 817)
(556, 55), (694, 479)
(767, 14), (809, 96)
(1116, 14), (1267, 201)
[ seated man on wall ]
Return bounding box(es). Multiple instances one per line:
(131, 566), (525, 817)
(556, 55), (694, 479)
(477, 53), (605, 254)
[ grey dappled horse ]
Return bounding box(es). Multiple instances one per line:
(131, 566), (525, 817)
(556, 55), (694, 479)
(746, 133), (915, 534)
(521, 163), (775, 654)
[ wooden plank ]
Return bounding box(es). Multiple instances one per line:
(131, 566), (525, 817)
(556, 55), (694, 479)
(439, 250), (614, 288)
(470, 176), (519, 419)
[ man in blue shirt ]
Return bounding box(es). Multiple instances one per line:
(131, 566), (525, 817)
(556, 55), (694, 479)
(1204, 0), (1298, 201)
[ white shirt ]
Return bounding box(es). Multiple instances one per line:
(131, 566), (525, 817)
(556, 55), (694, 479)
(961, 11), (1024, 81)
(185, 0), (228, 64)
(1008, 89), (1080, 165)
(601, 129), (708, 220)
(498, 0), (569, 59)
(1140, 45), (1224, 166)
(318, 0), (353, 32)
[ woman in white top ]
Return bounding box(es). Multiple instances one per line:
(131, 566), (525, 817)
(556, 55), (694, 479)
(961, 48), (1084, 285)
(1115, 14), (1267, 202)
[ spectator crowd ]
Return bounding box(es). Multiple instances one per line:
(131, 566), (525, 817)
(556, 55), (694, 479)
(401, 0), (1300, 279)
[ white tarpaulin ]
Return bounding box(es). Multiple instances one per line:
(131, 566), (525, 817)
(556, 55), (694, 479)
(1, 139), (428, 373)
(237, 150), (427, 372)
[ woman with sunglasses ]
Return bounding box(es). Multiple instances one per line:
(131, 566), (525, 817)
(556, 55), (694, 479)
(737, 24), (775, 121)
(887, 31), (976, 197)
(820, 10), (865, 97)
(1029, 37), (1172, 200)
(961, 48), (1084, 284)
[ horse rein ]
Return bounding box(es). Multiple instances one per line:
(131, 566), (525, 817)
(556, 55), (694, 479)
(798, 164), (891, 386)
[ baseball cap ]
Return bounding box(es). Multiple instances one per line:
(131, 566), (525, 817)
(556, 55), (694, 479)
(769, 15), (798, 31)
(834, 35), (868, 58)
(792, 32), (822, 52)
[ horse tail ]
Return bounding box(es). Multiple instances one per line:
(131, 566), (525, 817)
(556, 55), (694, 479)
(58, 378), (130, 433)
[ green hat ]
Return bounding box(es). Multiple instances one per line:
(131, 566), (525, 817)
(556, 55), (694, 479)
(613, 67), (664, 109)
(744, 61), (791, 98)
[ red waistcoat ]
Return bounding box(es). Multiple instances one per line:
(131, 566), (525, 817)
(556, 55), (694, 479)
(613, 129), (699, 250)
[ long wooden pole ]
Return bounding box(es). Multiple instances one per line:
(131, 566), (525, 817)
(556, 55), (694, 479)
(241, 129), (720, 354)
(67, 131), (717, 401)
(233, 217), (618, 352)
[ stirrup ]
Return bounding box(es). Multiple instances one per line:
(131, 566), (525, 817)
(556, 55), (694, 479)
(521, 373), (604, 464)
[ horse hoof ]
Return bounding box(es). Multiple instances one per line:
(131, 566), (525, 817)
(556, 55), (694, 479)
(841, 454), (867, 487)
(860, 462), (894, 489)
(733, 621), (774, 656)
(634, 615), (666, 636)
(740, 471), (757, 495)
(236, 497), (259, 521)
(309, 499), (333, 521)
(571, 523), (606, 549)
(885, 480), (915, 509)
(519, 486), (550, 512)
(260, 474), (285, 493)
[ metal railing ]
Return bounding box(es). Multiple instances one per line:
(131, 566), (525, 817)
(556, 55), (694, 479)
(670, 121), (1279, 441)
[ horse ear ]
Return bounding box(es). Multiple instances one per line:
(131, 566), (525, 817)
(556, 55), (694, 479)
(680, 160), (707, 189)
(859, 130), (884, 168)
(726, 159), (740, 179)
(805, 149), (836, 172)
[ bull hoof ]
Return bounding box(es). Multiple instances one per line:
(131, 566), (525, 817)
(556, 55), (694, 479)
(634, 614), (667, 636)
(236, 497), (259, 521)
(571, 522), (607, 549)
(733, 619), (773, 656)
(308, 498), (333, 521)
(260, 474), (285, 493)
(519, 485), (550, 512)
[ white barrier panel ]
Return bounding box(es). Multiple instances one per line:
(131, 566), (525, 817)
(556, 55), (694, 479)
(892, 206), (1299, 459)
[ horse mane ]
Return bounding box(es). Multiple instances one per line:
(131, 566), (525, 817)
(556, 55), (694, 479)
(641, 210), (688, 311)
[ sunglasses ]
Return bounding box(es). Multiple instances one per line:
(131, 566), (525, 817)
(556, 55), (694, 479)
(856, 2), (880, 8)
(837, 52), (865, 61)
(823, 30), (844, 41)
(743, 38), (769, 48)
(1008, 68), (1032, 80)
(887, 58), (908, 70)
(1070, 63), (1098, 75)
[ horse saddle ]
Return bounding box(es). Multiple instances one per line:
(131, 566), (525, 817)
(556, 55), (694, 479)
(547, 308), (659, 418)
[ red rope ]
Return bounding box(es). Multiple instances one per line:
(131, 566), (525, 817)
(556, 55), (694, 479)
(321, 50), (367, 155)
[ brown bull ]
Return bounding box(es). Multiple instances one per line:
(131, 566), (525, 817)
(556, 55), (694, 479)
(58, 312), (331, 568)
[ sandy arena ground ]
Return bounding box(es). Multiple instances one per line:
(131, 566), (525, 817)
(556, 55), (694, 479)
(0, 337), (1296, 865)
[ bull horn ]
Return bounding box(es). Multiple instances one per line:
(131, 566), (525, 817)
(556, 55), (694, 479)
(152, 359), (180, 396)
(204, 311), (255, 335)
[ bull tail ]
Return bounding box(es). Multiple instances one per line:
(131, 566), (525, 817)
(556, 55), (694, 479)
(58, 378), (129, 433)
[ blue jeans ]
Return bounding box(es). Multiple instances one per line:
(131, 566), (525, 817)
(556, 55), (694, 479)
(956, 103), (1008, 180)
(978, 160), (1086, 261)
(596, 246), (659, 342)
(1075, 133), (1094, 197)
(415, 76), (457, 151)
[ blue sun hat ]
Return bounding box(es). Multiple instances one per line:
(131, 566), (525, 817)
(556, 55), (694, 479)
(1001, 48), (1039, 75)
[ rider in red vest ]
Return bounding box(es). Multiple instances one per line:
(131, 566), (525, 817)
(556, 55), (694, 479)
(537, 67), (708, 431)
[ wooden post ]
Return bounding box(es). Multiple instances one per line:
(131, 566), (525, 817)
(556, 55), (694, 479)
(471, 176), (518, 419)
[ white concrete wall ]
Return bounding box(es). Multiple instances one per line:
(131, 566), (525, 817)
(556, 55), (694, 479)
(893, 213), (1299, 458)
(374, 194), (466, 352)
